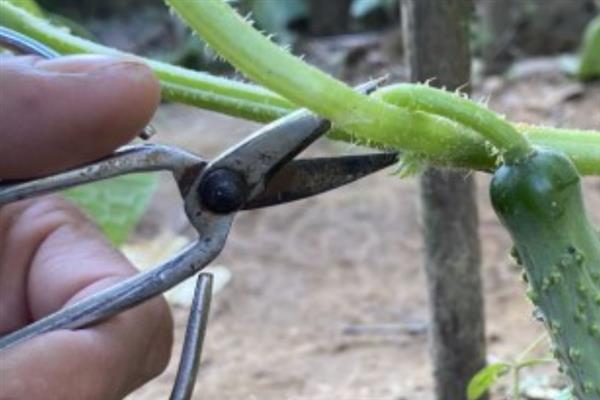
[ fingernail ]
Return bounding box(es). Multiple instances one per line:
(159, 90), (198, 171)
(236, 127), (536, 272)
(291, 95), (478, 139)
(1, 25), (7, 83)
(34, 54), (146, 75)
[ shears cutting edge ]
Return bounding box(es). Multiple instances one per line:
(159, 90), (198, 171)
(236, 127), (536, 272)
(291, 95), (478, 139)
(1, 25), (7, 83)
(0, 27), (398, 399)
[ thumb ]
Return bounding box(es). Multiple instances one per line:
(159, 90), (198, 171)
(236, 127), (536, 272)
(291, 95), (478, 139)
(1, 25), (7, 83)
(0, 55), (160, 179)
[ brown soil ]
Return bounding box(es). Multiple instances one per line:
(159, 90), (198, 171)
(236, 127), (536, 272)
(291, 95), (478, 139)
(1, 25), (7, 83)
(127, 69), (600, 400)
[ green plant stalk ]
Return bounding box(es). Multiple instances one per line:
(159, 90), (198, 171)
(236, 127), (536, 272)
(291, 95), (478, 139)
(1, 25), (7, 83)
(371, 86), (600, 174)
(512, 366), (520, 400)
(6, 0), (43, 17)
(164, 0), (537, 165)
(0, 1), (490, 169)
(2, 1), (599, 174)
(374, 83), (532, 163)
(515, 358), (555, 369)
(0, 1), (293, 122)
(164, 0), (599, 174)
(511, 358), (555, 400)
(358, 84), (600, 173)
(515, 333), (547, 361)
(523, 126), (600, 175)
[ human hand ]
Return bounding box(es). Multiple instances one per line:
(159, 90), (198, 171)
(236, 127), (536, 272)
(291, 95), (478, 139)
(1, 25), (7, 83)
(0, 55), (173, 400)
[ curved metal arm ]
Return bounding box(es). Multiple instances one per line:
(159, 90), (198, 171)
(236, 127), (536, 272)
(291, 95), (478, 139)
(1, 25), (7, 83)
(0, 26), (59, 58)
(0, 213), (232, 351)
(170, 273), (213, 400)
(0, 144), (204, 205)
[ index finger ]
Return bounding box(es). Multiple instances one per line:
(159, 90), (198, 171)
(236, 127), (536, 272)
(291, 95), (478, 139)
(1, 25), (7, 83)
(0, 55), (160, 179)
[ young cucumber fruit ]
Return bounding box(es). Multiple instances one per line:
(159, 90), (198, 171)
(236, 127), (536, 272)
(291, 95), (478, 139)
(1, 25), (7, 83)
(491, 149), (600, 399)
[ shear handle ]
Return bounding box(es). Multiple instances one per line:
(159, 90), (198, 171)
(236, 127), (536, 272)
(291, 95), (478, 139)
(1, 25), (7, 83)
(0, 26), (60, 58)
(170, 273), (213, 400)
(0, 212), (233, 351)
(0, 144), (204, 205)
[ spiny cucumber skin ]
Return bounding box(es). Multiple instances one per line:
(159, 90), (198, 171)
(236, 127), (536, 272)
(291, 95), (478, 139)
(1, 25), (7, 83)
(491, 149), (600, 399)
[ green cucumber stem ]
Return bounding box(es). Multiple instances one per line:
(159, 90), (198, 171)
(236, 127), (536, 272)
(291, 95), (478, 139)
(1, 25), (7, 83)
(165, 0), (534, 162)
(374, 83), (534, 163)
(2, 1), (599, 174)
(0, 1), (293, 121)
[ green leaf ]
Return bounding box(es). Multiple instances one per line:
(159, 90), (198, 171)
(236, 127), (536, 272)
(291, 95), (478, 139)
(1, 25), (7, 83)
(467, 363), (511, 400)
(578, 15), (600, 81)
(62, 174), (158, 246)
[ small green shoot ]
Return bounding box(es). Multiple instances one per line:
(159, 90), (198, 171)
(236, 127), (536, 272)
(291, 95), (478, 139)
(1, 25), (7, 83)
(467, 334), (556, 400)
(467, 362), (510, 400)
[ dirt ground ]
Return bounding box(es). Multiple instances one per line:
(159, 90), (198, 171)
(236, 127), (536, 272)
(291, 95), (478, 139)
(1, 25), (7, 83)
(125, 66), (600, 400)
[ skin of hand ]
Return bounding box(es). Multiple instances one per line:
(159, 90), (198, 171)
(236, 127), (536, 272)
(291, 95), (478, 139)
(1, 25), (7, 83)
(0, 55), (174, 400)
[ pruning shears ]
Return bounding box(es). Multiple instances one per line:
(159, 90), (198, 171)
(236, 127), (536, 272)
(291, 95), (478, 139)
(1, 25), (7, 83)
(0, 28), (397, 399)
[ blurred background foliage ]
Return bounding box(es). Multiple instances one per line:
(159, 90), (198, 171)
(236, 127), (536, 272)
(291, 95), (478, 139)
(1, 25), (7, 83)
(32, 0), (405, 74)
(33, 0), (598, 75)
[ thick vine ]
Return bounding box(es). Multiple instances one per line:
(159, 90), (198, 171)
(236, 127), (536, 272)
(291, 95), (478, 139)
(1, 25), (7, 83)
(1, 1), (599, 174)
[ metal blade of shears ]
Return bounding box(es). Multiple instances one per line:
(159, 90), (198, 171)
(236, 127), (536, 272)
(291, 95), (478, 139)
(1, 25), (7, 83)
(203, 78), (386, 203)
(243, 152), (398, 209)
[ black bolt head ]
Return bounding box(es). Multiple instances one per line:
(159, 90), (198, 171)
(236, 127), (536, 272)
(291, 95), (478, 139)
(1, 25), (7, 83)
(198, 168), (248, 214)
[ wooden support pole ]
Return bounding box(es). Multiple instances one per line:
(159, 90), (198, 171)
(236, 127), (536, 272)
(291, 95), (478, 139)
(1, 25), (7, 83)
(401, 1), (487, 399)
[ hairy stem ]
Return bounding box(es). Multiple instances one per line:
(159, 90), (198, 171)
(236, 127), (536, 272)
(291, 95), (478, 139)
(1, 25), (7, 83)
(374, 84), (533, 163)
(2, 1), (599, 174)
(165, 0), (502, 165)
(0, 1), (293, 122)
(164, 0), (598, 173)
